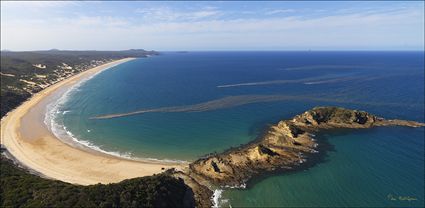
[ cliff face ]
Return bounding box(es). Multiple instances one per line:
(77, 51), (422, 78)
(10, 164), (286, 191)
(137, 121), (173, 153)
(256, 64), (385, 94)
(188, 107), (425, 186)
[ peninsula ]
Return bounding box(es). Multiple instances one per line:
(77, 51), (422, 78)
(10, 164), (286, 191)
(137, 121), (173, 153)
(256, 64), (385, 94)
(1, 52), (424, 208)
(187, 107), (425, 187)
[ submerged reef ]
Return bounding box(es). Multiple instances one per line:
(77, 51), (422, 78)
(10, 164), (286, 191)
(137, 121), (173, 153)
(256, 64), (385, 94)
(187, 106), (425, 187)
(91, 95), (419, 120)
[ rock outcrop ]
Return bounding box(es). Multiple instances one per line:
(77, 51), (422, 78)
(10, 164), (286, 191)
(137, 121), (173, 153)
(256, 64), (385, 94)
(171, 170), (213, 208)
(188, 107), (425, 187)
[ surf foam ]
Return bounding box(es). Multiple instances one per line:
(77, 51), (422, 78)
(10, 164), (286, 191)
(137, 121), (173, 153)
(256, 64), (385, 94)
(43, 61), (188, 164)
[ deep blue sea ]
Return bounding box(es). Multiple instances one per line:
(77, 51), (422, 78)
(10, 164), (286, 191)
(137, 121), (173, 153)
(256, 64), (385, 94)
(50, 52), (424, 207)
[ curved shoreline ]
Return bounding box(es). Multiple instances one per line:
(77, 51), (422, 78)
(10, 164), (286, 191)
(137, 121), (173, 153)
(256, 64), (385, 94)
(1, 58), (185, 185)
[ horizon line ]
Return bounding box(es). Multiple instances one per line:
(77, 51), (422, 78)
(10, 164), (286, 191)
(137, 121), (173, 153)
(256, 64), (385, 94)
(2, 49), (424, 53)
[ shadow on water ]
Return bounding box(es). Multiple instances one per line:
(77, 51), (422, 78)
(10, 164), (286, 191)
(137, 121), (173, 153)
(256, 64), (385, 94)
(247, 118), (281, 137)
(241, 128), (375, 190)
(243, 133), (335, 189)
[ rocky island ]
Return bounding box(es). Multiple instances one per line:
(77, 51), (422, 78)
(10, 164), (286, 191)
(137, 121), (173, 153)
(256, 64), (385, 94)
(187, 107), (425, 188)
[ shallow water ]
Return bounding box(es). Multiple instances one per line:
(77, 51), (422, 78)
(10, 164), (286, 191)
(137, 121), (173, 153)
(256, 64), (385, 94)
(52, 51), (424, 207)
(223, 127), (424, 207)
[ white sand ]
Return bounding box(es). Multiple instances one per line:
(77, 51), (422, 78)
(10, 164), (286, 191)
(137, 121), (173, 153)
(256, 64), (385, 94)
(1, 58), (186, 185)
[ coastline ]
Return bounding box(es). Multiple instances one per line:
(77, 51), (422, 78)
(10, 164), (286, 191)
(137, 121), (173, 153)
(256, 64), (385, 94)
(1, 58), (186, 185)
(188, 107), (425, 186)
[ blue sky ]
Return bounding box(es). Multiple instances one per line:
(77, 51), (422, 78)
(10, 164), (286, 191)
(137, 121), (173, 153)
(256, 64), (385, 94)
(1, 1), (424, 51)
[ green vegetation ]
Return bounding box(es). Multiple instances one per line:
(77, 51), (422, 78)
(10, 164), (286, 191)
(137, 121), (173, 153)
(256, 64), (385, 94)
(310, 106), (370, 124)
(0, 154), (195, 208)
(1, 50), (199, 208)
(1, 49), (158, 117)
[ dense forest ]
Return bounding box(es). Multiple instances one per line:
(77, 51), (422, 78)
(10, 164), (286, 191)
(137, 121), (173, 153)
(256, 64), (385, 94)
(1, 49), (158, 117)
(0, 153), (195, 207)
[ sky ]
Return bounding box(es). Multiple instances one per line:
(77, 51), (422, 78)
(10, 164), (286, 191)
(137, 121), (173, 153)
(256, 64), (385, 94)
(1, 1), (424, 51)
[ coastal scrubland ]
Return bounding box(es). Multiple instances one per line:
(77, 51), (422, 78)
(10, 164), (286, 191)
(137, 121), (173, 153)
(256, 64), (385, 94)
(1, 50), (199, 208)
(0, 49), (158, 117)
(0, 154), (194, 207)
(1, 51), (423, 208)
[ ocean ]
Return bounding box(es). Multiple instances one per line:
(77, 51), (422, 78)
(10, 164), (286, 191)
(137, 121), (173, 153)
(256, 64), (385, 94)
(47, 51), (424, 207)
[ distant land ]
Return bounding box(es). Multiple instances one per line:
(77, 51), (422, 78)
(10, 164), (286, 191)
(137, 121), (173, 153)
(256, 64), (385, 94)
(1, 50), (424, 207)
(0, 49), (158, 117)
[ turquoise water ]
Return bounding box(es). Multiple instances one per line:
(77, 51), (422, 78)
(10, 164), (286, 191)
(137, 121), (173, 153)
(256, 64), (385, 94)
(52, 52), (424, 207)
(223, 127), (424, 207)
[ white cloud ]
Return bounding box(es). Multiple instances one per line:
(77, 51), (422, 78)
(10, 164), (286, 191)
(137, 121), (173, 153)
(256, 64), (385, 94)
(265, 9), (295, 15)
(1, 1), (78, 10)
(135, 6), (221, 22)
(1, 5), (423, 50)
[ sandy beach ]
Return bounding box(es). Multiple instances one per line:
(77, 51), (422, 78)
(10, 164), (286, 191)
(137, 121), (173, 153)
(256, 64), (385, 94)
(1, 58), (185, 185)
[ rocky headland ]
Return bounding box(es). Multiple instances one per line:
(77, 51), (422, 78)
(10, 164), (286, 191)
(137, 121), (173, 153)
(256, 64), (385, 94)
(187, 106), (425, 188)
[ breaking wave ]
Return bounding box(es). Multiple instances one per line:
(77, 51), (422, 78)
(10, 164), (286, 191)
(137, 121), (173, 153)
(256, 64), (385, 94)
(212, 189), (224, 208)
(43, 63), (187, 164)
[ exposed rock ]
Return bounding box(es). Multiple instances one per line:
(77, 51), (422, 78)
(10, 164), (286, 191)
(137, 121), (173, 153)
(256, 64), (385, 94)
(210, 161), (221, 173)
(257, 144), (278, 156)
(189, 106), (424, 186)
(172, 170), (213, 208)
